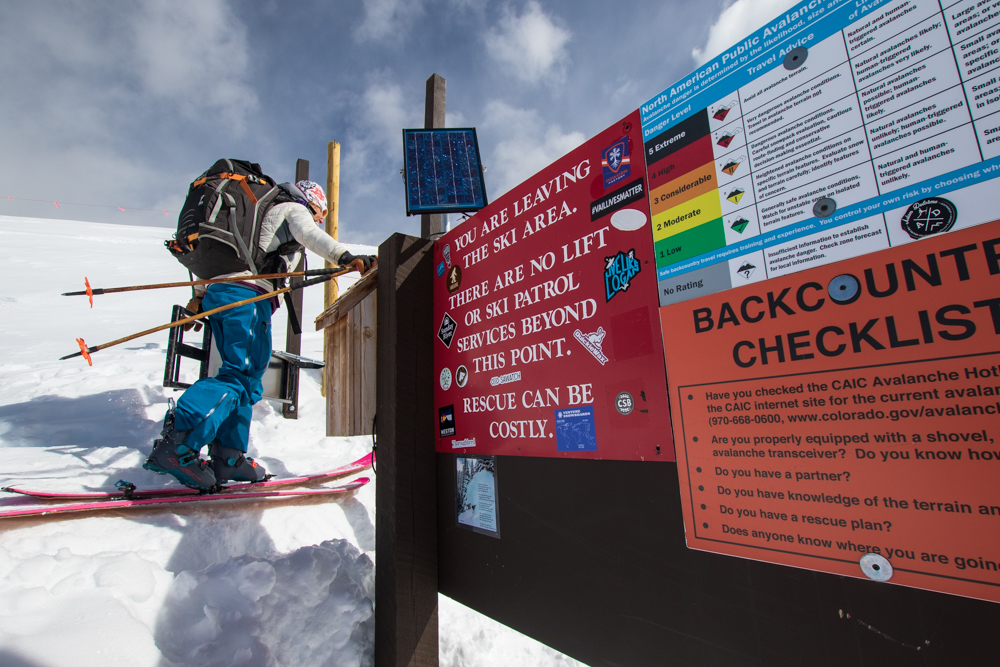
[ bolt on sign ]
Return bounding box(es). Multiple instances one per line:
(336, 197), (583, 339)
(661, 219), (1000, 603)
(640, 0), (1000, 306)
(433, 111), (674, 461)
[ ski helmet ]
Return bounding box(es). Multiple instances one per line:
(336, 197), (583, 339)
(295, 180), (328, 216)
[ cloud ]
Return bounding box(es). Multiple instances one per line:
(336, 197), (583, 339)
(360, 81), (413, 158)
(340, 78), (421, 205)
(131, 0), (257, 129)
(445, 110), (469, 127)
(0, 0), (258, 225)
(354, 0), (425, 42)
(479, 100), (585, 197)
(691, 0), (802, 65)
(484, 1), (571, 84)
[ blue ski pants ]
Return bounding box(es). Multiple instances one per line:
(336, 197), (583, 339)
(172, 283), (272, 453)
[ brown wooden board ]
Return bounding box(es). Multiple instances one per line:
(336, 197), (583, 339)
(375, 234), (438, 667)
(323, 277), (377, 437)
(437, 454), (1000, 666)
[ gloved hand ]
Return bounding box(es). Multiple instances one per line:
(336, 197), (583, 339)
(339, 251), (377, 275)
(183, 297), (203, 332)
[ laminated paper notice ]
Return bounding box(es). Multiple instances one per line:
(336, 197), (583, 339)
(661, 219), (1000, 602)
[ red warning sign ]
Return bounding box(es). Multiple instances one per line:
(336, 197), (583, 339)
(433, 111), (674, 461)
(660, 219), (1000, 602)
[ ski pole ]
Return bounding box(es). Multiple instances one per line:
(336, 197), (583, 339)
(60, 270), (349, 365)
(63, 267), (348, 303)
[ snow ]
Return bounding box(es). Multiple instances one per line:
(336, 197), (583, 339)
(0, 216), (584, 666)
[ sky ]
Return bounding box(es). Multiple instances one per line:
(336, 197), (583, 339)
(0, 0), (798, 246)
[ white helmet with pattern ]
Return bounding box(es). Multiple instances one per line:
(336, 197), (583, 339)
(295, 180), (328, 217)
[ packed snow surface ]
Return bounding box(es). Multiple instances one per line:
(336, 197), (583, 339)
(0, 216), (583, 666)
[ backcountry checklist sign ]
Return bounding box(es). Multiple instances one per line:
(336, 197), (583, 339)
(433, 112), (674, 461)
(661, 220), (1000, 603)
(642, 0), (1000, 306)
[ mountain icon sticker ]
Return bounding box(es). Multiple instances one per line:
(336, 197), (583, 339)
(737, 261), (756, 280)
(714, 127), (741, 149)
(712, 101), (735, 121)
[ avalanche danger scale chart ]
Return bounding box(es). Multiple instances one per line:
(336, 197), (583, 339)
(642, 0), (1000, 305)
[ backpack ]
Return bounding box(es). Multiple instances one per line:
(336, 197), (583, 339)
(166, 159), (303, 279)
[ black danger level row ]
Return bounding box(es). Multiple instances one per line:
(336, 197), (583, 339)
(647, 0), (1000, 306)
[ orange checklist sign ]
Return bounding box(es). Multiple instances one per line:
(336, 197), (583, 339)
(661, 220), (1000, 603)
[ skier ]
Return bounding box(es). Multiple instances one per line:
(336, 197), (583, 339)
(144, 180), (376, 491)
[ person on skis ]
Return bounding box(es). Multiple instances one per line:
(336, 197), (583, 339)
(144, 180), (376, 491)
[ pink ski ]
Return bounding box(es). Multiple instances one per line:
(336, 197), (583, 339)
(2, 452), (373, 501)
(0, 477), (370, 520)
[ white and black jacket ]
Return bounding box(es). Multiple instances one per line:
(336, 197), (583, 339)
(195, 201), (349, 296)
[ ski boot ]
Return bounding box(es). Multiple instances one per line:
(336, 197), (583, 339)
(143, 401), (218, 492)
(208, 443), (268, 483)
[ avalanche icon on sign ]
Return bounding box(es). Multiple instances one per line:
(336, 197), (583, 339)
(721, 160), (741, 176)
(714, 127), (741, 149)
(726, 188), (745, 204)
(737, 262), (756, 280)
(712, 101), (735, 121)
(729, 216), (749, 234)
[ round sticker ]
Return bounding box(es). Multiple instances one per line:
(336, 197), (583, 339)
(616, 391), (634, 415)
(900, 197), (956, 239)
(456, 364), (469, 388)
(859, 553), (893, 582)
(611, 208), (647, 231)
(783, 46), (808, 70)
(440, 367), (452, 390)
(813, 197), (836, 218)
(446, 265), (463, 294)
(828, 274), (861, 305)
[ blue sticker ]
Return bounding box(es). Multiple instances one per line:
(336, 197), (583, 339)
(555, 406), (596, 452)
(601, 137), (631, 189)
(437, 262), (446, 277)
(604, 248), (640, 302)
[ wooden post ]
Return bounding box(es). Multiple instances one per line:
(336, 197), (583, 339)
(375, 234), (438, 667)
(322, 141), (341, 398)
(282, 158), (310, 419)
(421, 74), (446, 239)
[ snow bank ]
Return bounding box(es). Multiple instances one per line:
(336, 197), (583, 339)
(157, 540), (373, 667)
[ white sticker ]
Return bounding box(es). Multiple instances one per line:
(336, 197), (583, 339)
(611, 208), (647, 231)
(440, 367), (452, 390)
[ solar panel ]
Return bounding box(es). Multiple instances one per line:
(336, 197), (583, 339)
(402, 128), (488, 216)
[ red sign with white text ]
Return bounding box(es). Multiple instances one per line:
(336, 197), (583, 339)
(433, 112), (674, 461)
